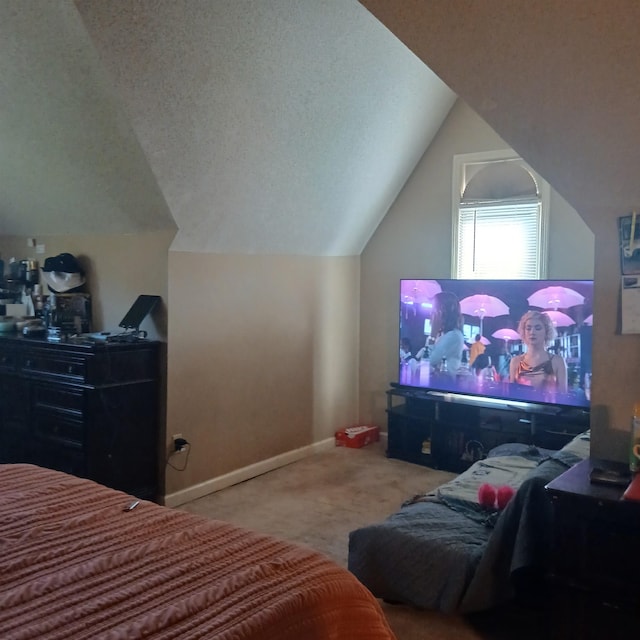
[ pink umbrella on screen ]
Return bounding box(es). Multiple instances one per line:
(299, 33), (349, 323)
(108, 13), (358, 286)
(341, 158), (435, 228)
(492, 328), (520, 342)
(527, 286), (585, 310)
(583, 314), (593, 326)
(460, 294), (510, 335)
(401, 280), (442, 317)
(543, 310), (576, 327)
(401, 280), (442, 305)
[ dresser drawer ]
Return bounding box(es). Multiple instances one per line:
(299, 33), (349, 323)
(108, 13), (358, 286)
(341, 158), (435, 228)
(0, 376), (29, 429)
(34, 444), (86, 477)
(32, 383), (84, 414)
(0, 348), (19, 374)
(21, 351), (88, 382)
(33, 413), (84, 448)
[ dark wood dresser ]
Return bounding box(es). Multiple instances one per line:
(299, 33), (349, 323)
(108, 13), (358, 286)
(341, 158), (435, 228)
(0, 334), (160, 501)
(545, 457), (640, 638)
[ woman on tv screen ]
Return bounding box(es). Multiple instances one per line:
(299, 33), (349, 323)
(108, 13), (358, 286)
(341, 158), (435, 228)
(428, 291), (465, 378)
(510, 310), (568, 393)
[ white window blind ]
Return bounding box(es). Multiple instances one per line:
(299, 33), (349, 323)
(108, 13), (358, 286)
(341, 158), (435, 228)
(456, 200), (541, 279)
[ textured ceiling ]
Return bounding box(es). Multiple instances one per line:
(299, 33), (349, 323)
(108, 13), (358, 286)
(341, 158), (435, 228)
(0, 1), (175, 237)
(0, 0), (455, 256)
(4, 1), (639, 256)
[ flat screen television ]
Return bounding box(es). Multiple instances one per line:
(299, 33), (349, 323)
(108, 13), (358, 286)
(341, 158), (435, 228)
(398, 279), (593, 411)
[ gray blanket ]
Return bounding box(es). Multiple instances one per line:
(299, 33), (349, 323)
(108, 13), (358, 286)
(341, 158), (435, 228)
(348, 433), (590, 613)
(459, 449), (585, 612)
(348, 500), (492, 612)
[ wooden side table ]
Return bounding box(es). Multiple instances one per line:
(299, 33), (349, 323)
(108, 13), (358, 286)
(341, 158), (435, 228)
(545, 457), (640, 639)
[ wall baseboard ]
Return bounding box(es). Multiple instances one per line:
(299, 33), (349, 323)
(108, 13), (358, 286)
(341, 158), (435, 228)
(164, 437), (336, 507)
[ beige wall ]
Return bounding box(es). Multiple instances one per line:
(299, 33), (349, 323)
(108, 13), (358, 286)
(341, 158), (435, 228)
(584, 213), (639, 461)
(0, 235), (360, 501)
(359, 101), (595, 430)
(165, 252), (360, 498)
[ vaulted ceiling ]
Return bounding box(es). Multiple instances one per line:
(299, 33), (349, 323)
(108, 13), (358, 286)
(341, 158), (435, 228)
(0, 0), (454, 255)
(3, 1), (640, 257)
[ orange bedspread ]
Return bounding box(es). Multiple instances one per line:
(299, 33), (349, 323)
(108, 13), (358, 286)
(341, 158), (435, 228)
(0, 464), (396, 640)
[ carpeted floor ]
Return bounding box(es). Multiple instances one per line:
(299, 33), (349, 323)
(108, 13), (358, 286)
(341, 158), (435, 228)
(178, 440), (539, 640)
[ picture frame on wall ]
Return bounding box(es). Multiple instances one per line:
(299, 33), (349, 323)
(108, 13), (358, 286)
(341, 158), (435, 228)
(618, 212), (640, 275)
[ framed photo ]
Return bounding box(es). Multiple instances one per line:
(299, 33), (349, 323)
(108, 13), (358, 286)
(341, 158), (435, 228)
(619, 213), (640, 275)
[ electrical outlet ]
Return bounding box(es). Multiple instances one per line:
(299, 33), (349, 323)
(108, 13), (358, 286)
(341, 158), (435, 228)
(171, 433), (188, 453)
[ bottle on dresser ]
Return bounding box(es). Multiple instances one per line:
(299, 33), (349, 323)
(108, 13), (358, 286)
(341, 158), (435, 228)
(32, 284), (44, 319)
(45, 293), (62, 341)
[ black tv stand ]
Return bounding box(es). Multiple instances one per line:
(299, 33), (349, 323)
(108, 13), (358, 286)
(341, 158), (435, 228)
(386, 385), (590, 473)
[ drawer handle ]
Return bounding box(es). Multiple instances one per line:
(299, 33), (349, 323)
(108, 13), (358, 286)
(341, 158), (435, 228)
(67, 365), (75, 374)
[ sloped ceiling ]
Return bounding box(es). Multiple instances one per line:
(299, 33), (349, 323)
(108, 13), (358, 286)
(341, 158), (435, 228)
(0, 1), (456, 256)
(359, 0), (640, 230)
(0, 1), (175, 237)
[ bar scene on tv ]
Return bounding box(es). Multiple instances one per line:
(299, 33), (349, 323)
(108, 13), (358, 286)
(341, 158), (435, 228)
(398, 279), (593, 410)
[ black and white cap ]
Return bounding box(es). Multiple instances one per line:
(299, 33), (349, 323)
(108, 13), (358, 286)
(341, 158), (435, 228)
(41, 253), (86, 293)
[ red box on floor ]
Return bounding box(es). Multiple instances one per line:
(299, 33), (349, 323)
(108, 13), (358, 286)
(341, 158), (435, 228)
(335, 425), (380, 448)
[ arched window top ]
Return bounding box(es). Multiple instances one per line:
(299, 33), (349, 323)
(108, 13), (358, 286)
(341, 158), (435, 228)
(452, 152), (549, 279)
(462, 160), (539, 203)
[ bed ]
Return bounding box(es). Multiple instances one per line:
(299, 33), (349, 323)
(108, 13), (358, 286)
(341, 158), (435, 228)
(0, 463), (396, 640)
(348, 431), (591, 614)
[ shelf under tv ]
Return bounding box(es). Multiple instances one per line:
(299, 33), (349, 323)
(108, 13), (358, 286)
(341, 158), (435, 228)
(385, 384), (590, 473)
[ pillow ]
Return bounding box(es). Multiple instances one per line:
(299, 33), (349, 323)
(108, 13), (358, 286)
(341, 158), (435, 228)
(486, 442), (556, 461)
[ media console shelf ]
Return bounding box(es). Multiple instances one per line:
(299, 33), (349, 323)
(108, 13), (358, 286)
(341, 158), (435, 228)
(386, 384), (590, 473)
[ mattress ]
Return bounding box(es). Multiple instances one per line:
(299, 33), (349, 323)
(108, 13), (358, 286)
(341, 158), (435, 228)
(0, 464), (396, 640)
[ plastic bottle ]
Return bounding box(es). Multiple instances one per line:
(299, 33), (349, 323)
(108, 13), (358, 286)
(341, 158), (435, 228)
(32, 284), (44, 319)
(630, 403), (640, 473)
(46, 293), (57, 328)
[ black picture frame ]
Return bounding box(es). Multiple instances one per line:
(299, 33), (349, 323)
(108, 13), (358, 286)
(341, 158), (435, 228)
(119, 295), (161, 331)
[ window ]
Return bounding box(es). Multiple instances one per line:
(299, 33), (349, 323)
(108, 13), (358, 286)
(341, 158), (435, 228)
(452, 151), (549, 279)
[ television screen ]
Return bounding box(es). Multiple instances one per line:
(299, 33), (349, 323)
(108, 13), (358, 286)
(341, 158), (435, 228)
(398, 279), (593, 410)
